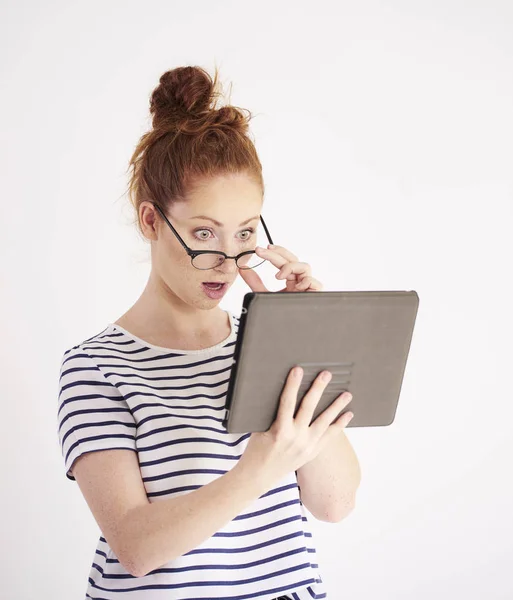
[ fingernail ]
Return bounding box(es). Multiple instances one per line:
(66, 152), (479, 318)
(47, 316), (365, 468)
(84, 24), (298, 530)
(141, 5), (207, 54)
(322, 371), (332, 382)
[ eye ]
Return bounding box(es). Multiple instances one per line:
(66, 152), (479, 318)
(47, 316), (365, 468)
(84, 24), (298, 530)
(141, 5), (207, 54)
(239, 228), (255, 241)
(193, 228), (255, 242)
(194, 228), (212, 240)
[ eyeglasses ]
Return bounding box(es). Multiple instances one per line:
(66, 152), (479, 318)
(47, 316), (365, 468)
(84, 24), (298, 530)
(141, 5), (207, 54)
(152, 203), (275, 270)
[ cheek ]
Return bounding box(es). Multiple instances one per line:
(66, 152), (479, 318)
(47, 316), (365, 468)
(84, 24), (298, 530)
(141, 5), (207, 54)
(162, 236), (187, 263)
(156, 242), (190, 277)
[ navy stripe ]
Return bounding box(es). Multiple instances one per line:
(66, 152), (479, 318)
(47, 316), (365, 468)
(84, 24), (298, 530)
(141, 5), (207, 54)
(57, 311), (325, 599)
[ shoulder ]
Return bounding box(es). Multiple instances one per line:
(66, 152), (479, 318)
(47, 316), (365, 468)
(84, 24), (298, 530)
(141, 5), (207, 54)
(59, 325), (118, 379)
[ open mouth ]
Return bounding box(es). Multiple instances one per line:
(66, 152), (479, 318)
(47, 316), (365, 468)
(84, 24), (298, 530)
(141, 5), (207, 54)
(202, 282), (226, 290)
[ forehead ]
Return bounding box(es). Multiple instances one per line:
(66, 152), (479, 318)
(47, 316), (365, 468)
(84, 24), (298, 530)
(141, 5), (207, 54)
(171, 175), (263, 225)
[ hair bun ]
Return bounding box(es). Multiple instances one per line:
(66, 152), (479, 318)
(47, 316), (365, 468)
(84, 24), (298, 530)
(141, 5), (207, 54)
(149, 66), (222, 130)
(126, 65), (263, 240)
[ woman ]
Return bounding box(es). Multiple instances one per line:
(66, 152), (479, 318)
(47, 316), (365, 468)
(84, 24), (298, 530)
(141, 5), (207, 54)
(57, 65), (355, 599)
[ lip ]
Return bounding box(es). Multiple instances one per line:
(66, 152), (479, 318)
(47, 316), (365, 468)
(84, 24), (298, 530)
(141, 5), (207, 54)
(201, 281), (229, 299)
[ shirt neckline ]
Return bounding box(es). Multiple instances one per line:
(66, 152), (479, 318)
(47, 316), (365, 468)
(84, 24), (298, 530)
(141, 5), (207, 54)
(107, 310), (237, 355)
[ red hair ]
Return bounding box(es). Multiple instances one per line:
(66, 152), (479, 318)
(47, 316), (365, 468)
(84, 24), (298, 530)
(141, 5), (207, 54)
(124, 65), (265, 239)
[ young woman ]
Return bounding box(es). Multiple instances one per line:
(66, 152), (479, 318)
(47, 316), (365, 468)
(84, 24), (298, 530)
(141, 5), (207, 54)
(57, 65), (358, 600)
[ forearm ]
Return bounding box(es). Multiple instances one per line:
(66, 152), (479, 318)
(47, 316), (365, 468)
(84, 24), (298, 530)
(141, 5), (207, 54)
(122, 462), (274, 577)
(296, 430), (361, 522)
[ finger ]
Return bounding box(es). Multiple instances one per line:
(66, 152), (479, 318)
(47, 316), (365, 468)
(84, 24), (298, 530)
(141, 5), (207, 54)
(294, 276), (323, 291)
(238, 266), (269, 292)
(275, 366), (304, 424)
(263, 244), (299, 263)
(294, 370), (333, 428)
(254, 246), (289, 270)
(315, 410), (354, 453)
(311, 392), (353, 433)
(276, 261), (312, 280)
(294, 277), (311, 290)
(336, 410), (354, 427)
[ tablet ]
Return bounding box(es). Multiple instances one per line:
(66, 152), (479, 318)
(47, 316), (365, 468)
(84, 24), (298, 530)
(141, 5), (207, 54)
(222, 290), (419, 432)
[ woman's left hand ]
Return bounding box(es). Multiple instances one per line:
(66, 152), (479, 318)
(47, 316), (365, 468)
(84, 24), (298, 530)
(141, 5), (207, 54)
(238, 244), (323, 293)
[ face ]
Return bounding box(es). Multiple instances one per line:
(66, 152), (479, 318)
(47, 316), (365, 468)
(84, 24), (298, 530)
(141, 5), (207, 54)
(141, 172), (264, 309)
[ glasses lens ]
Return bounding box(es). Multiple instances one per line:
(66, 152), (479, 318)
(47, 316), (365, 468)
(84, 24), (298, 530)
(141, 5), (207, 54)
(236, 252), (266, 270)
(192, 253), (226, 270)
(191, 252), (267, 270)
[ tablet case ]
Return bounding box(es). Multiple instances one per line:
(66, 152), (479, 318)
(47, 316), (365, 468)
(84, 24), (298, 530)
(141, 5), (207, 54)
(222, 290), (419, 433)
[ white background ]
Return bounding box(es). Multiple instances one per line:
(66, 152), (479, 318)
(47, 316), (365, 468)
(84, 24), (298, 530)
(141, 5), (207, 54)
(1, 0), (512, 598)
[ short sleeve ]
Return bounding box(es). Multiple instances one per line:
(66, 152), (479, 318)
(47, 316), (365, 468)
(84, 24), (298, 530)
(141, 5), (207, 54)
(57, 347), (137, 482)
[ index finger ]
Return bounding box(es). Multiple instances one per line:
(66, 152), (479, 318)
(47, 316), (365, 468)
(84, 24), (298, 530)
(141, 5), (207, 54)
(275, 366), (303, 424)
(254, 246), (288, 270)
(262, 244), (299, 263)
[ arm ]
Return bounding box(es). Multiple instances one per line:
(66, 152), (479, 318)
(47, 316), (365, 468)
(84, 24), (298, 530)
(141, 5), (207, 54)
(121, 461), (275, 577)
(296, 429), (361, 523)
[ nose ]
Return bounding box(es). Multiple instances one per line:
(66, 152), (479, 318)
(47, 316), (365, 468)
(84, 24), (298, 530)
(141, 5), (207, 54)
(215, 256), (239, 276)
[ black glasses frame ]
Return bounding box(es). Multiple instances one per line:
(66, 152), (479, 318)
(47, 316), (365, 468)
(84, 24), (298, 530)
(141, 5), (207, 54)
(151, 203), (275, 270)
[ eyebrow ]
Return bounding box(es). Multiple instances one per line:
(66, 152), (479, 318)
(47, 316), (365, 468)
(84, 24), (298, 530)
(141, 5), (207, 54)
(190, 215), (260, 227)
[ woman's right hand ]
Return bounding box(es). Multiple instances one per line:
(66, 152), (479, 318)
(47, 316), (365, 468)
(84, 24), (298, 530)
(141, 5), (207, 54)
(236, 366), (354, 484)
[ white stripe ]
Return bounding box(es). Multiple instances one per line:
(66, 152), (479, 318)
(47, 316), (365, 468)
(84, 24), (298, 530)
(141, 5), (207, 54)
(57, 311), (325, 600)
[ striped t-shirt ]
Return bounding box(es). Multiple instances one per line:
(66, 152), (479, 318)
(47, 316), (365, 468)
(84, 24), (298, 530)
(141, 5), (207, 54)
(57, 310), (327, 600)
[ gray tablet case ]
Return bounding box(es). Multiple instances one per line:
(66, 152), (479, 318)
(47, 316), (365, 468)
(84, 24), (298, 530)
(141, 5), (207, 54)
(222, 290), (419, 433)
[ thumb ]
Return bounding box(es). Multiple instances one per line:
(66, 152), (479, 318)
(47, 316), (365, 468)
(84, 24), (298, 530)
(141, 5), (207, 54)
(238, 267), (268, 292)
